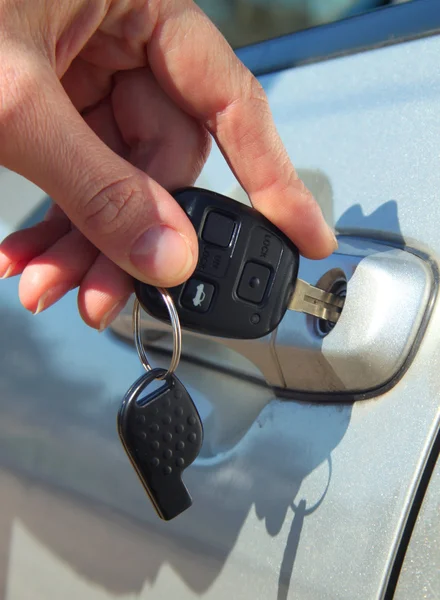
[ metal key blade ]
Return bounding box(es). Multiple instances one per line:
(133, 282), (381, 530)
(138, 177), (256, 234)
(288, 278), (345, 323)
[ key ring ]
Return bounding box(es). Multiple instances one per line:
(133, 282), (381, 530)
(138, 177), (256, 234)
(133, 288), (182, 380)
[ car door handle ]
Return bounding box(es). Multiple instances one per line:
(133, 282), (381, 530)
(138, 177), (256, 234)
(110, 236), (436, 402)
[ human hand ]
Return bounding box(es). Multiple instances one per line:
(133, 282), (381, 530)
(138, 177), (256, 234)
(0, 0), (337, 330)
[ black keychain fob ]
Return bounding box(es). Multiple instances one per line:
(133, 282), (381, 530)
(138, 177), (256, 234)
(118, 367), (203, 521)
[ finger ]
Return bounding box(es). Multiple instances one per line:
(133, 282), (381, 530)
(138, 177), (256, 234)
(0, 215), (71, 279)
(18, 228), (99, 314)
(10, 64), (211, 323)
(147, 0), (337, 258)
(77, 253), (133, 331)
(61, 57), (114, 112)
(79, 69), (210, 330)
(83, 97), (129, 159)
(112, 67), (211, 189)
(43, 202), (71, 222)
(1, 53), (198, 288)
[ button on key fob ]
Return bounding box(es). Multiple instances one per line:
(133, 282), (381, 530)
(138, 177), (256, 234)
(135, 187), (343, 339)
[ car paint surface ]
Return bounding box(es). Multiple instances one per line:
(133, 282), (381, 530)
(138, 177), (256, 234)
(0, 9), (439, 600)
(394, 454), (440, 600)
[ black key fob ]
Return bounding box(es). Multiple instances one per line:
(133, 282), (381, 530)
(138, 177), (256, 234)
(118, 368), (203, 521)
(135, 187), (300, 339)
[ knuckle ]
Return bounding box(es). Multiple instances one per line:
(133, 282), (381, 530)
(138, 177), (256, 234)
(0, 61), (35, 135)
(82, 177), (143, 237)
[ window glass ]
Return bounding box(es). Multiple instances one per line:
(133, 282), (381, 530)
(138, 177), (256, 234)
(194, 0), (413, 49)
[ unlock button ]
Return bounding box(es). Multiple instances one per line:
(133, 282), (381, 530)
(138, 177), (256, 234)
(181, 279), (215, 313)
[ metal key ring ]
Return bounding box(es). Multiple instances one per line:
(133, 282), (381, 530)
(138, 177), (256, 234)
(133, 288), (182, 380)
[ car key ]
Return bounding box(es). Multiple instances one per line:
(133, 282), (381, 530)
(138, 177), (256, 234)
(118, 367), (203, 521)
(135, 187), (344, 339)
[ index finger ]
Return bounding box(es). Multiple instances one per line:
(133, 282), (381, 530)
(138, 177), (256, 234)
(147, 0), (337, 259)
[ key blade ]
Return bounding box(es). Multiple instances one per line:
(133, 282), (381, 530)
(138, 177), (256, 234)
(288, 279), (344, 323)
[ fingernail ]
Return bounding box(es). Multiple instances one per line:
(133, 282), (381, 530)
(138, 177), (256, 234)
(33, 283), (72, 315)
(1, 263), (15, 279)
(329, 228), (339, 251)
(130, 225), (194, 283)
(99, 297), (130, 332)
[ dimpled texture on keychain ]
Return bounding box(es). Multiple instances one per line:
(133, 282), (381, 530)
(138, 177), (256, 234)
(118, 367), (203, 521)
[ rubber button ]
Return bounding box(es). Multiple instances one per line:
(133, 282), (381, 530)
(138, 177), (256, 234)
(202, 211), (235, 248)
(197, 244), (229, 278)
(181, 279), (215, 313)
(237, 262), (271, 304)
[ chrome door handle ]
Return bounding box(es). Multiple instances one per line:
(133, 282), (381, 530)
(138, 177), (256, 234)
(110, 236), (435, 402)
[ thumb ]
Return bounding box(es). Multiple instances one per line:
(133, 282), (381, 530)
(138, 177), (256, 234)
(0, 55), (198, 287)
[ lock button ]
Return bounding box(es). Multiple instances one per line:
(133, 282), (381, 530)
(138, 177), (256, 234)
(237, 262), (271, 304)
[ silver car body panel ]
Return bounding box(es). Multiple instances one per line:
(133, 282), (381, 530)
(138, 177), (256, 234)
(0, 10), (439, 600)
(395, 454), (440, 600)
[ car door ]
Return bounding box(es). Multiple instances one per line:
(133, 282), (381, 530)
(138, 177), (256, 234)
(0, 1), (439, 599)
